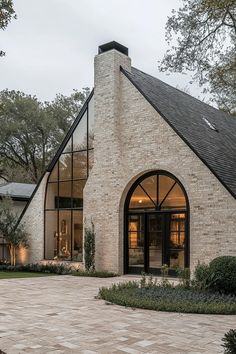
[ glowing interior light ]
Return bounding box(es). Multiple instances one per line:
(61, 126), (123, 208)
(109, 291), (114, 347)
(138, 199), (143, 203)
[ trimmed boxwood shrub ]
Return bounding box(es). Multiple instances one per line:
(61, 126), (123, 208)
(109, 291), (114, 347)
(193, 257), (236, 295)
(208, 256), (236, 294)
(222, 329), (236, 354)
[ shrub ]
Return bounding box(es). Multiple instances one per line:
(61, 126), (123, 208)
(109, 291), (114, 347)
(193, 262), (210, 290)
(140, 273), (158, 288)
(176, 267), (191, 288)
(72, 270), (118, 278)
(98, 281), (236, 314)
(161, 264), (169, 286)
(0, 262), (73, 274)
(84, 222), (95, 272)
(222, 329), (236, 354)
(208, 256), (236, 294)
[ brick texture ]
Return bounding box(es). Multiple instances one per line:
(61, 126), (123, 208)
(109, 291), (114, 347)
(84, 49), (236, 273)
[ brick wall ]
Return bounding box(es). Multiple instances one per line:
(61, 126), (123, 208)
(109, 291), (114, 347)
(19, 173), (49, 264)
(84, 49), (236, 273)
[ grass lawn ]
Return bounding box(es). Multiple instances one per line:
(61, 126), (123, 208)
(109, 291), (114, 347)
(0, 271), (56, 279)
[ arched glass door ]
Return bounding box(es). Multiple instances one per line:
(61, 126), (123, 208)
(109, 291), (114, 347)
(124, 171), (189, 275)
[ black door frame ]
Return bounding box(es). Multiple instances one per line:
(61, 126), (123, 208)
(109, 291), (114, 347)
(124, 170), (190, 275)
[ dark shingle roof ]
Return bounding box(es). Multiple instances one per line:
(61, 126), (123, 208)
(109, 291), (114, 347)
(0, 182), (36, 200)
(122, 67), (236, 199)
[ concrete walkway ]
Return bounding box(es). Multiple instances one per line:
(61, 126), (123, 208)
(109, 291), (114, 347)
(0, 275), (235, 354)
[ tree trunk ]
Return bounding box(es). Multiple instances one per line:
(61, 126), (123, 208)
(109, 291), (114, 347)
(13, 247), (16, 266)
(9, 244), (14, 266)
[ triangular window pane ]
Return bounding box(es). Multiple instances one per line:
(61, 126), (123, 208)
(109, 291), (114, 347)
(158, 175), (175, 206)
(129, 185), (155, 209)
(73, 111), (87, 151)
(63, 138), (72, 153)
(140, 175), (157, 206)
(161, 183), (186, 209)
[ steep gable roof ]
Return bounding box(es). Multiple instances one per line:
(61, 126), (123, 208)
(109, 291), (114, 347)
(121, 67), (236, 199)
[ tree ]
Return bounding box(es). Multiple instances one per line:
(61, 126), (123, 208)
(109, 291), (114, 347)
(0, 88), (90, 183)
(0, 0), (17, 56)
(84, 221), (95, 272)
(159, 0), (236, 114)
(0, 197), (28, 265)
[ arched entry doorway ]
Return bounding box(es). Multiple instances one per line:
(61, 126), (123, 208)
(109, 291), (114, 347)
(124, 171), (189, 275)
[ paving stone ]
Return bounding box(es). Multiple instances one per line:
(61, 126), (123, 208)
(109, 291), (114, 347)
(0, 275), (235, 354)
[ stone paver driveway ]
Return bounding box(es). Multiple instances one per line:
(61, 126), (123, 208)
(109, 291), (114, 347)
(0, 275), (235, 354)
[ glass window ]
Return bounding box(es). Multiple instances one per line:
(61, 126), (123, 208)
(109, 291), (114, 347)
(58, 210), (71, 260)
(45, 211), (58, 259)
(59, 181), (72, 208)
(72, 180), (86, 208)
(49, 162), (58, 182)
(45, 93), (94, 261)
(161, 184), (186, 209)
(73, 111), (87, 151)
(73, 151), (87, 179)
(158, 175), (175, 205)
(140, 175), (157, 206)
(88, 96), (94, 148)
(59, 154), (72, 180)
(129, 185), (155, 209)
(128, 215), (144, 268)
(126, 172), (187, 272)
(45, 183), (58, 209)
(63, 138), (72, 153)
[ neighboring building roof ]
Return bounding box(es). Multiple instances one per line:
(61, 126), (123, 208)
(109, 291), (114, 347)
(0, 182), (36, 201)
(0, 177), (8, 185)
(122, 67), (236, 199)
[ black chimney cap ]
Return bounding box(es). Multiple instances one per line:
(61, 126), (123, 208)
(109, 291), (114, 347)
(98, 41), (128, 56)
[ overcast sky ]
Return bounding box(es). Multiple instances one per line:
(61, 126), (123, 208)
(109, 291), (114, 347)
(0, 0), (202, 102)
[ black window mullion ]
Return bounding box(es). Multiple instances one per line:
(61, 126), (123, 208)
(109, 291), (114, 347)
(87, 104), (89, 177)
(139, 183), (156, 208)
(159, 182), (177, 209)
(157, 174), (159, 210)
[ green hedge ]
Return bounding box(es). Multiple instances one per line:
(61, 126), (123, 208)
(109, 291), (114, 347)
(208, 256), (236, 294)
(98, 282), (236, 315)
(72, 270), (118, 278)
(194, 257), (236, 294)
(0, 262), (73, 274)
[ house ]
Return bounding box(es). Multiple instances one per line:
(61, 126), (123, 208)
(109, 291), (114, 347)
(0, 181), (36, 262)
(18, 41), (236, 274)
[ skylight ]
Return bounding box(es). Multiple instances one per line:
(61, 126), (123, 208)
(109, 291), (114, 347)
(202, 117), (218, 132)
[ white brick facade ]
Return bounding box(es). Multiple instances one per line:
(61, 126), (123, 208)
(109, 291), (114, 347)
(21, 46), (236, 273)
(84, 49), (236, 273)
(19, 173), (49, 264)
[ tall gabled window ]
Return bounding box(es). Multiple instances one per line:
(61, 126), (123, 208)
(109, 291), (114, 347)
(45, 93), (94, 261)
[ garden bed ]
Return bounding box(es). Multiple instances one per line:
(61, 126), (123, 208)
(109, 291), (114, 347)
(98, 281), (236, 315)
(72, 270), (118, 278)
